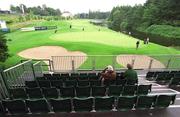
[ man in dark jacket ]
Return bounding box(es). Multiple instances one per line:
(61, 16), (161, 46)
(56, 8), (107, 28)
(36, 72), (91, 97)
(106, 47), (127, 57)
(124, 64), (138, 81)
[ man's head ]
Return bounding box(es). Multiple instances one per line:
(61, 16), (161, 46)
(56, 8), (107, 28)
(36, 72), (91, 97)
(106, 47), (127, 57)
(107, 65), (113, 71)
(127, 64), (133, 69)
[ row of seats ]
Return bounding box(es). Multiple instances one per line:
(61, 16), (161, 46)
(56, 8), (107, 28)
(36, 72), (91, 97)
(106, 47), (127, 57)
(9, 85), (152, 99)
(42, 72), (124, 81)
(146, 71), (180, 86)
(0, 95), (176, 114)
(25, 79), (138, 88)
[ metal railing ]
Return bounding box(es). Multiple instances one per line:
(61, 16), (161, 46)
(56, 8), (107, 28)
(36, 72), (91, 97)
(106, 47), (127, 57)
(0, 73), (9, 99)
(2, 60), (35, 88)
(33, 61), (43, 78)
(51, 55), (180, 72)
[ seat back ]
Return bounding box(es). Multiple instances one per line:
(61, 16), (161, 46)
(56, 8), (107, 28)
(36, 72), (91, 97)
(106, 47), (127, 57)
(90, 80), (101, 86)
(10, 88), (27, 99)
(76, 86), (91, 97)
(108, 85), (123, 96)
(3, 99), (28, 114)
(79, 73), (89, 80)
(73, 98), (93, 112)
(122, 85), (137, 96)
(154, 95), (176, 108)
(38, 80), (51, 88)
(60, 87), (75, 97)
(117, 96), (137, 110)
(136, 95), (157, 109)
(137, 85), (151, 95)
(50, 80), (63, 88)
(49, 98), (71, 112)
(95, 97), (114, 111)
(65, 80), (77, 87)
(92, 86), (106, 97)
(42, 87), (59, 98)
(78, 80), (90, 87)
(26, 88), (43, 98)
(25, 81), (38, 88)
(26, 99), (50, 113)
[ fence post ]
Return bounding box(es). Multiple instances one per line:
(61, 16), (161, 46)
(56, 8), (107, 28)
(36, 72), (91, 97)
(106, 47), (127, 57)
(0, 72), (10, 98)
(131, 59), (135, 68)
(148, 59), (153, 69)
(72, 60), (75, 72)
(112, 56), (116, 70)
(166, 58), (171, 69)
(31, 63), (36, 79)
(92, 56), (96, 71)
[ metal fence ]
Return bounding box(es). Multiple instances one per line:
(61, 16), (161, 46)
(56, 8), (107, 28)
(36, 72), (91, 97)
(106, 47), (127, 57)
(0, 73), (9, 99)
(51, 55), (180, 72)
(33, 61), (43, 78)
(2, 60), (35, 88)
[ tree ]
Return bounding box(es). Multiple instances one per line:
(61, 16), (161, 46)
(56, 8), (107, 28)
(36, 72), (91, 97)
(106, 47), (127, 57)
(0, 33), (8, 62)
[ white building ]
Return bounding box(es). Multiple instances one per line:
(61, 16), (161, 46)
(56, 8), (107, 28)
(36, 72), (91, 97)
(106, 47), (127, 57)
(62, 11), (73, 18)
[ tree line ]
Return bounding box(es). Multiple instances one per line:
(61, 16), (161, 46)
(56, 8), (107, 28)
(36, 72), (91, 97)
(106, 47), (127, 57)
(10, 4), (61, 16)
(108, 0), (180, 33)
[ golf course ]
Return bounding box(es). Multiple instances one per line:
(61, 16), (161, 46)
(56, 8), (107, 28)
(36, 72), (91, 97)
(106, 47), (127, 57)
(4, 19), (180, 69)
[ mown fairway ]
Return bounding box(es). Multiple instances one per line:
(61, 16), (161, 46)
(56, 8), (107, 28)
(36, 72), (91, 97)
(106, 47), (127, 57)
(5, 19), (180, 68)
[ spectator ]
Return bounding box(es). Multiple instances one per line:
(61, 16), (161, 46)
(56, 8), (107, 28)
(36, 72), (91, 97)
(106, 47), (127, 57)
(82, 27), (84, 31)
(70, 25), (72, 29)
(100, 65), (116, 86)
(124, 64), (138, 81)
(54, 30), (57, 33)
(136, 40), (140, 49)
(146, 37), (149, 44)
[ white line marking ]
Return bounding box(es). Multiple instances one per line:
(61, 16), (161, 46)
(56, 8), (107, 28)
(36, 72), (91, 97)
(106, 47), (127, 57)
(169, 105), (180, 108)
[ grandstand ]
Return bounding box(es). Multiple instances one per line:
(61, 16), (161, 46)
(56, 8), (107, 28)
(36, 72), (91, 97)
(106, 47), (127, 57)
(0, 55), (180, 117)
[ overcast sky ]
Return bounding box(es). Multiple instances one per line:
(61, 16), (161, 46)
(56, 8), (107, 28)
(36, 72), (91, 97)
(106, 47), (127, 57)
(0, 0), (147, 14)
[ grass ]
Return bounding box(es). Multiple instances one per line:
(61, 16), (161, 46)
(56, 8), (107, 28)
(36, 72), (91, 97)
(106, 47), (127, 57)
(4, 19), (180, 69)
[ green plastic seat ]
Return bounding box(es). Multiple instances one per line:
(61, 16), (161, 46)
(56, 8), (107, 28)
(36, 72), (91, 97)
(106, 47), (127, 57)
(51, 80), (63, 88)
(95, 97), (114, 111)
(90, 80), (101, 86)
(108, 85), (123, 96)
(122, 85), (137, 96)
(116, 79), (127, 86)
(65, 80), (77, 87)
(60, 87), (75, 98)
(9, 88), (28, 99)
(38, 80), (51, 88)
(154, 95), (176, 108)
(77, 80), (90, 87)
(26, 87), (43, 99)
(73, 97), (93, 112)
(49, 98), (72, 112)
(92, 86), (106, 97)
(42, 87), (59, 98)
(137, 84), (152, 95)
(117, 96), (137, 110)
(76, 86), (91, 97)
(136, 95), (157, 109)
(25, 81), (38, 88)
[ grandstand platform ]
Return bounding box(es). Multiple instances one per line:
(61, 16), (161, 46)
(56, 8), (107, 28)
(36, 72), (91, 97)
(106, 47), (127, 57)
(0, 59), (180, 117)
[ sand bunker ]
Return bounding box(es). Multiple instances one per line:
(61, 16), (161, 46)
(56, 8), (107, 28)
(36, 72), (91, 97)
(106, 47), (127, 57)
(116, 55), (165, 69)
(18, 46), (87, 71)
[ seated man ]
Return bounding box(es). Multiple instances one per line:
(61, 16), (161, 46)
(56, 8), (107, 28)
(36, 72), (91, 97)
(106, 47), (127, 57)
(124, 64), (138, 84)
(100, 65), (116, 86)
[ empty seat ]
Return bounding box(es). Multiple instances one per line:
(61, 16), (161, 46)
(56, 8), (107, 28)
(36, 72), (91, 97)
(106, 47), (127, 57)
(43, 74), (52, 79)
(73, 98), (93, 112)
(76, 86), (91, 97)
(136, 95), (157, 109)
(77, 80), (90, 87)
(36, 77), (47, 81)
(26, 99), (50, 113)
(52, 74), (61, 79)
(89, 74), (99, 80)
(154, 95), (176, 108)
(49, 98), (71, 112)
(51, 80), (63, 88)
(0, 101), (5, 114)
(60, 73), (69, 81)
(137, 85), (151, 95)
(79, 73), (89, 80)
(92, 86), (106, 97)
(42, 87), (59, 98)
(65, 80), (77, 87)
(9, 88), (27, 99)
(25, 81), (38, 88)
(169, 78), (180, 86)
(26, 88), (43, 98)
(95, 97), (114, 111)
(122, 85), (137, 96)
(71, 73), (79, 79)
(117, 96), (137, 110)
(108, 85), (123, 96)
(116, 79), (126, 86)
(156, 73), (168, 81)
(38, 80), (51, 88)
(60, 87), (75, 97)
(146, 72), (155, 78)
(3, 99), (28, 114)
(90, 80), (101, 86)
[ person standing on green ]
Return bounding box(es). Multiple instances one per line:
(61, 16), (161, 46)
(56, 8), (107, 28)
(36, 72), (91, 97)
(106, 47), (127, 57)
(124, 64), (138, 81)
